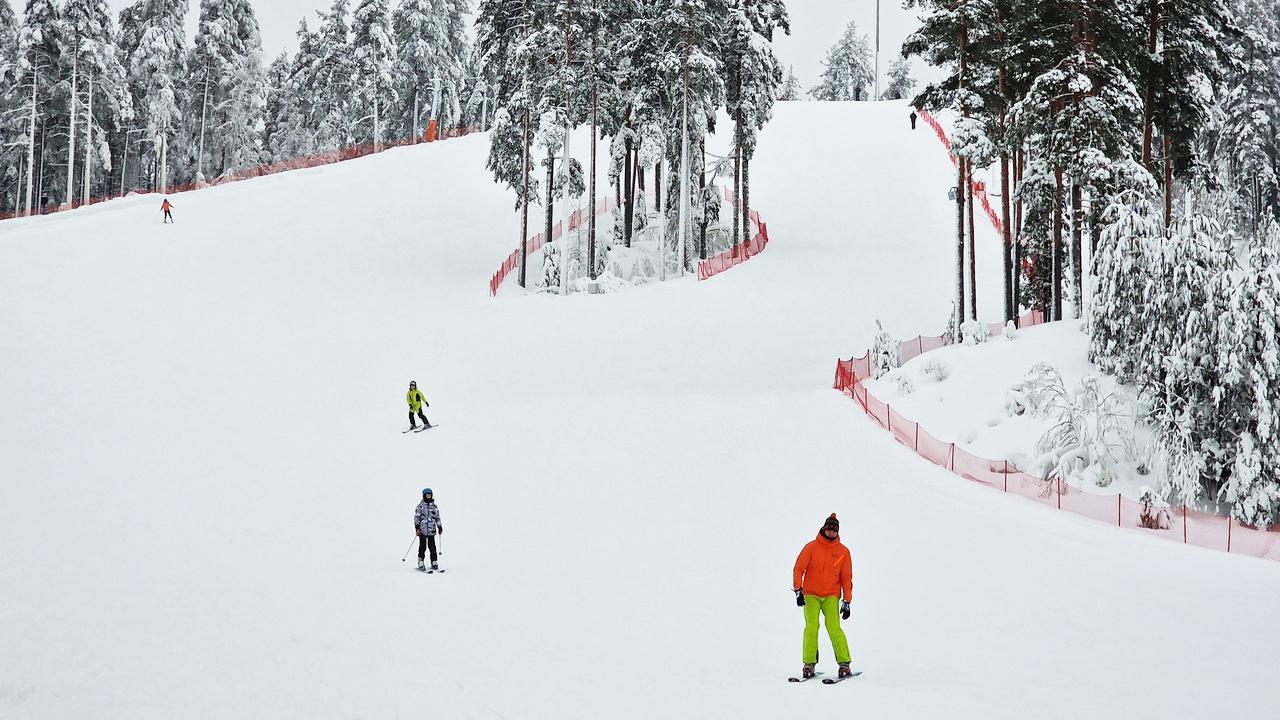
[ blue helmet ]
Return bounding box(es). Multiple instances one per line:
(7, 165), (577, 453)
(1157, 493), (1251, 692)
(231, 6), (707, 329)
(422, 487), (433, 496)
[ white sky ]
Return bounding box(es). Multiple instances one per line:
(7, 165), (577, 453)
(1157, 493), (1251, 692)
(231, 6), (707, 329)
(89, 0), (938, 93)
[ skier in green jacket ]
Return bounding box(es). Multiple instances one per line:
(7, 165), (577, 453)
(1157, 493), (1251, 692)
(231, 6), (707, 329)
(405, 381), (432, 431)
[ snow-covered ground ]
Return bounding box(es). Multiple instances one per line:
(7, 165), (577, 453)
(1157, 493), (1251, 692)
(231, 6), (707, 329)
(3, 101), (1279, 719)
(865, 319), (1162, 498)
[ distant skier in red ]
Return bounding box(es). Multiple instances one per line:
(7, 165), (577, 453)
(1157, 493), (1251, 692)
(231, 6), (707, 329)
(161, 199), (174, 224)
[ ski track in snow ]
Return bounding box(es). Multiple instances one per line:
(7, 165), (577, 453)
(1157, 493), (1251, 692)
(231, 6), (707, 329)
(1, 102), (1278, 719)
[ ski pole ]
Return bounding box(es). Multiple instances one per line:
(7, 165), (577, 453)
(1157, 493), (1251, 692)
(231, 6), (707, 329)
(437, 534), (443, 556)
(401, 535), (417, 562)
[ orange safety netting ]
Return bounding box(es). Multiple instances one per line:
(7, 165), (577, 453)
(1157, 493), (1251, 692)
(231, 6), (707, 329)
(831, 306), (1280, 562)
(488, 195), (617, 296)
(0, 125), (483, 223)
(917, 109), (1004, 237)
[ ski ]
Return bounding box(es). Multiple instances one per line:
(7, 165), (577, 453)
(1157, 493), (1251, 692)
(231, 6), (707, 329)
(413, 424), (439, 433)
(787, 673), (822, 683)
(821, 671), (862, 684)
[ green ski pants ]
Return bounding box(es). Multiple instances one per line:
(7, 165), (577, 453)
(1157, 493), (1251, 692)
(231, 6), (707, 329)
(802, 594), (851, 665)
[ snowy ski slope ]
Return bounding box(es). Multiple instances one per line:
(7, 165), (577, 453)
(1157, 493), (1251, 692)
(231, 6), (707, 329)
(2, 101), (1278, 719)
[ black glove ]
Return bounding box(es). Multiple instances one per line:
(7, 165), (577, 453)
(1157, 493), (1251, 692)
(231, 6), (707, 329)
(437, 525), (443, 535)
(840, 600), (850, 620)
(794, 589), (804, 607)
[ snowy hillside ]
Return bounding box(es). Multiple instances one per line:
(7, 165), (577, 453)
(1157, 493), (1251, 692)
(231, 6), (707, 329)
(3, 101), (1279, 720)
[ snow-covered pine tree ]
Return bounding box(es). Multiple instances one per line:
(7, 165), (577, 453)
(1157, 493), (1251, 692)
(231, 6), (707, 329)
(1144, 201), (1235, 504)
(62, 0), (133, 205)
(778, 65), (802, 101)
(392, 0), (456, 141)
(1215, 222), (1280, 526)
(1207, 0), (1280, 231)
(311, 0), (355, 152)
(0, 0), (23, 213)
(880, 57), (914, 101)
(810, 21), (873, 102)
(187, 0), (265, 182)
(477, 0), (543, 286)
(1089, 181), (1161, 380)
(350, 0), (397, 149)
(720, 0), (787, 274)
(261, 51), (291, 160)
(16, 0), (67, 213)
(121, 0), (188, 193)
(269, 19), (322, 161)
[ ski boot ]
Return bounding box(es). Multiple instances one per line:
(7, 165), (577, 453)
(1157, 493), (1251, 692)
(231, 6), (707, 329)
(801, 664), (816, 680)
(838, 663), (853, 679)
(430, 561), (439, 572)
(417, 559), (426, 571)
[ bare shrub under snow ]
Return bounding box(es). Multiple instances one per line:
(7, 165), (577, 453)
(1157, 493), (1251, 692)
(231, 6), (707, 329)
(895, 374), (916, 396)
(920, 357), (951, 382)
(1137, 486), (1172, 529)
(1003, 320), (1018, 340)
(1025, 372), (1135, 488)
(961, 319), (990, 345)
(871, 320), (900, 379)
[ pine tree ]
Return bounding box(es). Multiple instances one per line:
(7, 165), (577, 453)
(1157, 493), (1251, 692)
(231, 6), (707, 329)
(778, 65), (802, 101)
(121, 0), (188, 193)
(810, 21), (873, 101)
(63, 0), (133, 204)
(312, 0), (355, 151)
(0, 0), (23, 213)
(16, 0), (67, 212)
(880, 57), (914, 101)
(351, 0), (397, 148)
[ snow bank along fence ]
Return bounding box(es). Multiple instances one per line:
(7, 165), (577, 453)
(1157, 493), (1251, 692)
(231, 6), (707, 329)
(0, 124), (482, 223)
(917, 108), (1003, 237)
(697, 187), (770, 282)
(831, 318), (1280, 562)
(489, 185), (771, 295)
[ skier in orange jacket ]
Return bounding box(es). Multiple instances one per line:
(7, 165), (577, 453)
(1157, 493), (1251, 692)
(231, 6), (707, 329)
(791, 513), (854, 681)
(161, 199), (174, 224)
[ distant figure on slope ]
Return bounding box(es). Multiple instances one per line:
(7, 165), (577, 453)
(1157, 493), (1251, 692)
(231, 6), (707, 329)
(414, 488), (444, 572)
(792, 513), (854, 680)
(910, 110), (918, 130)
(406, 380), (432, 431)
(161, 198), (175, 224)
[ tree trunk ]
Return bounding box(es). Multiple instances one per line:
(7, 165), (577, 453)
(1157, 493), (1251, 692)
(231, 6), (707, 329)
(1001, 152), (1012, 323)
(967, 164), (977, 321)
(699, 139), (707, 260)
(733, 118), (741, 246)
(1141, 0), (1158, 169)
(1052, 166), (1064, 321)
(519, 108), (531, 287)
(1163, 132), (1173, 225)
(65, 49), (78, 209)
(1071, 182), (1083, 317)
(655, 160), (662, 213)
(957, 158), (966, 320)
(25, 71), (37, 216)
(545, 149), (555, 255)
(623, 136), (634, 247)
(742, 151), (751, 249)
(588, 19), (598, 280)
(83, 71), (94, 205)
(1013, 147), (1022, 322)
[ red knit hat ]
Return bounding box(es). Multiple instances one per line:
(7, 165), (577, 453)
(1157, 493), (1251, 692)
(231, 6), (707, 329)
(822, 513), (840, 532)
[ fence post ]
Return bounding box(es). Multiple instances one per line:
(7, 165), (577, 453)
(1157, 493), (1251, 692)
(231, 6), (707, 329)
(914, 424), (919, 452)
(947, 443), (955, 472)
(1227, 517), (1232, 553)
(1057, 479), (1062, 510)
(1117, 495), (1121, 527)
(1183, 506), (1187, 543)
(886, 404), (891, 433)
(1003, 461), (1008, 492)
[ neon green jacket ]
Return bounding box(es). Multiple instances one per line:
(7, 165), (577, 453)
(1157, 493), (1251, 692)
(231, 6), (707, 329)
(406, 389), (428, 411)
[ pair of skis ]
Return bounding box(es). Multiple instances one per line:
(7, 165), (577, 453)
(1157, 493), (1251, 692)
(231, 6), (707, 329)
(402, 424), (440, 434)
(417, 566), (445, 574)
(788, 670), (863, 684)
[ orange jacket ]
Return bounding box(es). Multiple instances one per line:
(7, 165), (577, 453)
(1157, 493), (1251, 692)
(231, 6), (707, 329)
(792, 532), (853, 601)
(161, 200), (172, 212)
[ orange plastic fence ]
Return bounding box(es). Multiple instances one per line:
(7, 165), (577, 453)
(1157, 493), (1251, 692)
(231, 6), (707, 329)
(488, 196), (617, 296)
(917, 109), (1003, 237)
(698, 186), (770, 282)
(490, 184), (771, 295)
(0, 126), (483, 223)
(831, 309), (1280, 562)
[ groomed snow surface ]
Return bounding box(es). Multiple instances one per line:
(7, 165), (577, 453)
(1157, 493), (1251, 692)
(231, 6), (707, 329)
(3, 101), (1278, 719)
